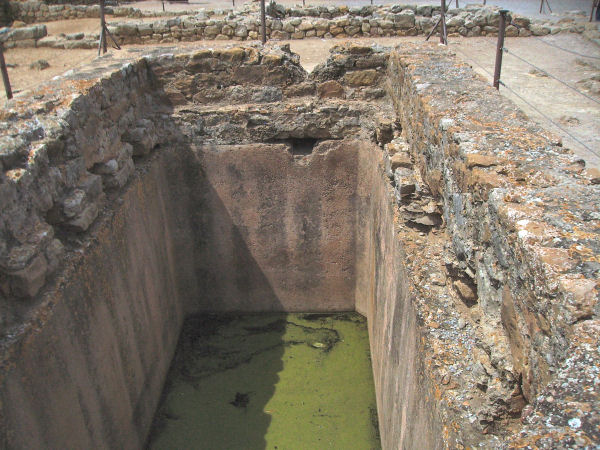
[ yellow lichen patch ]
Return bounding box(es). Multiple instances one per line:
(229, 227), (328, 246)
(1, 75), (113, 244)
(535, 247), (575, 274)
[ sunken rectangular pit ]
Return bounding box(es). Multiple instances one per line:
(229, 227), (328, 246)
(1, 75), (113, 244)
(1, 42), (599, 450)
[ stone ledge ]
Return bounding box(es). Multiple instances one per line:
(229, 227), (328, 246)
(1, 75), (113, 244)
(389, 42), (599, 446)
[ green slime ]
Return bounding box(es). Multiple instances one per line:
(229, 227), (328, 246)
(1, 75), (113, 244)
(148, 313), (380, 449)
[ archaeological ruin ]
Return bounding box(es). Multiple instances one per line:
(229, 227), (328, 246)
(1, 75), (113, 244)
(0, 5), (599, 447)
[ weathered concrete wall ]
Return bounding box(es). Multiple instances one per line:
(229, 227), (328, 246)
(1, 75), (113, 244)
(189, 142), (358, 312)
(354, 140), (442, 449)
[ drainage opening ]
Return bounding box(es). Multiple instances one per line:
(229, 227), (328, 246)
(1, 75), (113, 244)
(268, 137), (321, 156)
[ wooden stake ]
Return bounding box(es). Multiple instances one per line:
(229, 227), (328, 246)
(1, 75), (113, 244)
(260, 0), (267, 44)
(0, 44), (12, 100)
(493, 10), (508, 89)
(440, 0), (447, 44)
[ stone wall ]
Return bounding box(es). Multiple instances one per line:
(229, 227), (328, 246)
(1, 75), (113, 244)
(0, 42), (598, 449)
(102, 6), (547, 46)
(8, 1), (103, 23)
(388, 43), (600, 447)
(7, 1), (596, 41)
(0, 23), (46, 48)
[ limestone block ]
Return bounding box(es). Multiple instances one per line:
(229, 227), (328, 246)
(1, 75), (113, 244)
(505, 25), (518, 37)
(115, 23), (138, 36)
(45, 239), (65, 274)
(137, 23), (153, 36)
(282, 21), (295, 33)
(204, 25), (220, 36)
(271, 30), (289, 40)
(344, 69), (378, 86)
(314, 18), (329, 31)
(9, 254), (47, 298)
(122, 120), (156, 156)
(317, 80), (345, 99)
(447, 16), (465, 28)
(394, 10), (415, 28)
(298, 20), (314, 31)
(235, 25), (248, 38)
(345, 25), (360, 35)
(63, 189), (86, 219)
(390, 152), (412, 170)
(65, 203), (98, 232)
(393, 167), (416, 199)
(6, 24), (46, 41)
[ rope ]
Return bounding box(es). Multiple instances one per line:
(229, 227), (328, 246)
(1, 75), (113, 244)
(452, 44), (495, 78)
(502, 47), (600, 105)
(535, 38), (600, 60)
(509, 20), (600, 60)
(498, 80), (600, 158)
(451, 43), (599, 159)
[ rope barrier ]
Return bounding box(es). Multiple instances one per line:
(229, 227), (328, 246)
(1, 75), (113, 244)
(534, 38), (600, 60)
(451, 44), (599, 159)
(498, 80), (600, 158)
(508, 20), (600, 60)
(502, 46), (600, 105)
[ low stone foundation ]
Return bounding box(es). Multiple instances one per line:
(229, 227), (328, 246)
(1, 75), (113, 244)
(5, 2), (599, 47)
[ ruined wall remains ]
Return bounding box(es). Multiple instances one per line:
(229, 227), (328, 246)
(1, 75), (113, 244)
(388, 43), (600, 447)
(8, 1), (595, 41)
(0, 41), (598, 449)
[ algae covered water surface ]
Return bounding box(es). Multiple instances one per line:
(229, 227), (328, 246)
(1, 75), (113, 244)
(148, 312), (380, 449)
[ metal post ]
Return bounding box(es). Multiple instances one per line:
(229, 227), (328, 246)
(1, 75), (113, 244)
(0, 44), (12, 100)
(493, 10), (508, 89)
(260, 0), (266, 44)
(99, 0), (107, 55)
(302, 0), (305, 6)
(162, 0), (165, 11)
(440, 0), (447, 44)
(456, 0), (458, 7)
(540, 0), (552, 14)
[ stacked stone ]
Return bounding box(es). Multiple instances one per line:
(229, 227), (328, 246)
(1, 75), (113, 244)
(0, 23), (46, 48)
(105, 7), (532, 45)
(0, 59), (159, 312)
(7, 1), (598, 38)
(8, 1), (103, 23)
(146, 44), (387, 143)
(388, 42), (600, 446)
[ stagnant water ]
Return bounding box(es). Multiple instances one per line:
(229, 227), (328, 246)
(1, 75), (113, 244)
(147, 313), (380, 449)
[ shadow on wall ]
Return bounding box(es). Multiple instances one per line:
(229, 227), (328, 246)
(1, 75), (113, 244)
(146, 139), (289, 448)
(146, 139), (363, 447)
(186, 141), (359, 313)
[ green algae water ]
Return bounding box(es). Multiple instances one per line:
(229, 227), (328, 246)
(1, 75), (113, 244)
(147, 312), (380, 449)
